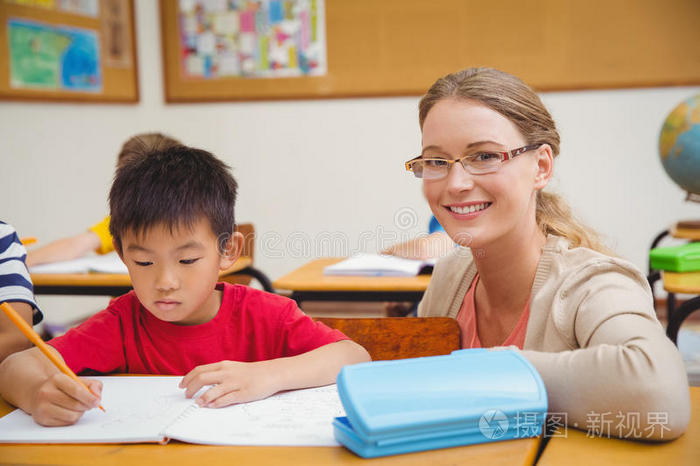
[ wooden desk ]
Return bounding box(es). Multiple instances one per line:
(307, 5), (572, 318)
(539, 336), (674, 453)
(538, 387), (700, 465)
(0, 397), (540, 465)
(670, 224), (700, 241)
(31, 257), (274, 295)
(273, 258), (432, 306)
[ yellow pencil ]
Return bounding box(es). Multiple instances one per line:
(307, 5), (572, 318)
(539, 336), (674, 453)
(19, 237), (38, 246)
(0, 302), (105, 412)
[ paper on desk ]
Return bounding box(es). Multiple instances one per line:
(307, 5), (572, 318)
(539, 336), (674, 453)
(0, 377), (344, 446)
(0, 377), (191, 443)
(28, 252), (128, 274)
(323, 253), (436, 277)
(164, 384), (345, 446)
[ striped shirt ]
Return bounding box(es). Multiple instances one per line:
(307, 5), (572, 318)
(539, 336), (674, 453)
(0, 221), (42, 324)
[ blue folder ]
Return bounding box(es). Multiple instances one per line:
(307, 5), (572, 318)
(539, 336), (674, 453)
(333, 349), (547, 458)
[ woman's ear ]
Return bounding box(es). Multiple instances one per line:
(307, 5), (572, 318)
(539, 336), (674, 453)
(218, 231), (244, 270)
(533, 144), (554, 190)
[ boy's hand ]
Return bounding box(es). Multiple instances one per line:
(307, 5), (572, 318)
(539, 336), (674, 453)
(180, 360), (279, 408)
(30, 373), (102, 426)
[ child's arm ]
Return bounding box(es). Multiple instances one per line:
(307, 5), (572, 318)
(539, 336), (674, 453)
(382, 231), (453, 261)
(25, 231), (101, 267)
(0, 346), (102, 426)
(0, 302), (33, 362)
(180, 340), (370, 408)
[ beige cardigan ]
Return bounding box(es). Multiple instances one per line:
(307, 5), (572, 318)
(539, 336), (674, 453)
(418, 235), (690, 440)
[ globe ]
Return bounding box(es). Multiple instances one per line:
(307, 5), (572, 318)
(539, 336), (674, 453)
(659, 94), (700, 198)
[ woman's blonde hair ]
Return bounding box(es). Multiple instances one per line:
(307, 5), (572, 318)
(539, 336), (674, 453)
(419, 67), (610, 253)
(117, 132), (181, 168)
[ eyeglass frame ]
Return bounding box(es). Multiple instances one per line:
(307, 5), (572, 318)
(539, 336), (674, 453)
(404, 143), (543, 179)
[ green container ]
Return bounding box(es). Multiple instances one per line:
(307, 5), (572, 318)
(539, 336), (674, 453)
(649, 242), (700, 272)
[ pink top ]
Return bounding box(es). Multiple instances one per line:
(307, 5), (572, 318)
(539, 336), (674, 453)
(456, 275), (530, 349)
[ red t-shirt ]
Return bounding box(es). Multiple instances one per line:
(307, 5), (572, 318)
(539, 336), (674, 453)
(49, 283), (347, 375)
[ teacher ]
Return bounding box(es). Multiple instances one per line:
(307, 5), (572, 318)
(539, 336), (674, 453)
(406, 67), (689, 440)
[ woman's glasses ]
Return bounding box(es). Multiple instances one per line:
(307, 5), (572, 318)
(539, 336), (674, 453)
(405, 144), (542, 180)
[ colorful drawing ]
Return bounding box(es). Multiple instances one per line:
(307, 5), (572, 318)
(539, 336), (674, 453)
(8, 19), (102, 92)
(177, 0), (327, 79)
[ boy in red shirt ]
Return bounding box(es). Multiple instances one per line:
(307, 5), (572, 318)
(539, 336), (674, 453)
(0, 146), (370, 426)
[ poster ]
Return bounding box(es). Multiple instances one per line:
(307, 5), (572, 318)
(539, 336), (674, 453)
(100, 0), (132, 67)
(8, 18), (102, 92)
(177, 0), (327, 79)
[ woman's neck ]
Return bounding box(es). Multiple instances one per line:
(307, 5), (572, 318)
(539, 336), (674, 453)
(472, 224), (547, 319)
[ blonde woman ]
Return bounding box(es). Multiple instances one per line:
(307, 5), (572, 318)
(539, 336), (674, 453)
(408, 68), (689, 440)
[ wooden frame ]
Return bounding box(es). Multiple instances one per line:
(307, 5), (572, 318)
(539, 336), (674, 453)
(160, 0), (700, 102)
(0, 0), (139, 103)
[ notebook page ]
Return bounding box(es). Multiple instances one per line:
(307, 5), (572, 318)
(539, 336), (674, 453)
(323, 254), (430, 277)
(87, 252), (128, 274)
(0, 376), (191, 444)
(28, 256), (96, 274)
(28, 252), (128, 275)
(164, 384), (345, 446)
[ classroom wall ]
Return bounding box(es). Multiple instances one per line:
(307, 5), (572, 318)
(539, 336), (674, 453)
(1, 2), (699, 323)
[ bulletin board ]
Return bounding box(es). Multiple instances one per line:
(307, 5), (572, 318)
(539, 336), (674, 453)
(0, 0), (138, 103)
(160, 0), (700, 102)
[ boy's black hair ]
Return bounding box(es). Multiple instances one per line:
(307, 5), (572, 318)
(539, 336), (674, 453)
(109, 145), (237, 253)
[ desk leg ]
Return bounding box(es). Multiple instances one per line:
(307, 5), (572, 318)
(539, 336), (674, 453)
(666, 295), (700, 345)
(667, 292), (676, 322)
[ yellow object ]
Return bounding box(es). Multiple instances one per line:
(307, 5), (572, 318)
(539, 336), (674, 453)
(0, 302), (104, 412)
(88, 216), (114, 255)
(662, 270), (700, 294)
(19, 237), (37, 246)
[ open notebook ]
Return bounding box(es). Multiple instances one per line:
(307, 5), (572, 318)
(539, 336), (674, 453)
(28, 252), (128, 275)
(0, 377), (343, 445)
(323, 254), (436, 277)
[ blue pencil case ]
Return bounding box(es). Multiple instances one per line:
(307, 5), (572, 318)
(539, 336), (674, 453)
(333, 348), (547, 458)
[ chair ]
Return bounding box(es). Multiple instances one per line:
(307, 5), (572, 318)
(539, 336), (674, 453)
(315, 317), (460, 361)
(663, 272), (700, 345)
(219, 223), (274, 292)
(647, 221), (700, 319)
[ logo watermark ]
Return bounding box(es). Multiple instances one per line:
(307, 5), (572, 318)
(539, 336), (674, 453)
(479, 409), (509, 439)
(475, 410), (673, 440)
(220, 207), (482, 260)
(393, 207), (419, 230)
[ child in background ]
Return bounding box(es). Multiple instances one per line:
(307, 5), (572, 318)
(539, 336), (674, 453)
(382, 216), (453, 316)
(408, 67), (689, 440)
(0, 145), (370, 426)
(383, 216), (453, 261)
(0, 221), (43, 361)
(25, 133), (181, 267)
